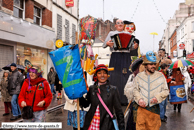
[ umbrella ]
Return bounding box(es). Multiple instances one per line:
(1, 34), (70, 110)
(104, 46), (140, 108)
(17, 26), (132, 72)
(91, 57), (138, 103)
(169, 59), (194, 69)
(2, 64), (25, 70)
(0, 68), (2, 72)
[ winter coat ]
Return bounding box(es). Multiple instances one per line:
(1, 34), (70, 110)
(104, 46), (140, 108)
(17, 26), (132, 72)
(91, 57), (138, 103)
(0, 77), (12, 102)
(124, 74), (135, 102)
(18, 78), (52, 112)
(64, 92), (89, 112)
(47, 71), (56, 85)
(133, 71), (169, 107)
(7, 69), (24, 95)
(79, 82), (125, 130)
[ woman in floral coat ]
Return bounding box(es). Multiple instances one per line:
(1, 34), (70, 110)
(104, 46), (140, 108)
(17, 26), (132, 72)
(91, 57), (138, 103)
(0, 70), (12, 116)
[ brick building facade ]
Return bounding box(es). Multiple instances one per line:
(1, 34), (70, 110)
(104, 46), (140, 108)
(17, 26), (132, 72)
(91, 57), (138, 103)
(170, 30), (177, 58)
(95, 18), (117, 42)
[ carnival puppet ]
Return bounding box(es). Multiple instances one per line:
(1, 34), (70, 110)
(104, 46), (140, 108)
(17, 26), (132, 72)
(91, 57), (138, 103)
(103, 19), (131, 105)
(123, 20), (140, 56)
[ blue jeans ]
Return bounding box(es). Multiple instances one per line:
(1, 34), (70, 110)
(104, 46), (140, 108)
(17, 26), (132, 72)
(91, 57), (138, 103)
(11, 94), (21, 116)
(159, 98), (167, 119)
(50, 84), (56, 94)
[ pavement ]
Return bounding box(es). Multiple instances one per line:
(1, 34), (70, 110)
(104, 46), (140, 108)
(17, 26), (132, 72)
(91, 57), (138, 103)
(1, 92), (194, 130)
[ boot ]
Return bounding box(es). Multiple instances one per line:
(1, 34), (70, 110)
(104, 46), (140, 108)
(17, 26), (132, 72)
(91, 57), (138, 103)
(174, 105), (177, 111)
(10, 115), (18, 121)
(178, 104), (182, 113)
(3, 113), (9, 116)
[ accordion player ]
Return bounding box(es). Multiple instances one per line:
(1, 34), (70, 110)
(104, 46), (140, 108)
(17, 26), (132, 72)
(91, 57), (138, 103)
(111, 33), (135, 50)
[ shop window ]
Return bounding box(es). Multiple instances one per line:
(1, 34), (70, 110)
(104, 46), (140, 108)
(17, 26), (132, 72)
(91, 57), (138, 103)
(34, 6), (42, 25)
(16, 45), (48, 78)
(13, 0), (24, 19)
(65, 19), (70, 44)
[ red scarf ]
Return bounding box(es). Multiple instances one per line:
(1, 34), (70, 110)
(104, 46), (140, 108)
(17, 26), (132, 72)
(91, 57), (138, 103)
(24, 77), (46, 86)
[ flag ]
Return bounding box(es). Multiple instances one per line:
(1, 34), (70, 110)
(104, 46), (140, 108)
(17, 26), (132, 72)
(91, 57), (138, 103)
(49, 45), (87, 99)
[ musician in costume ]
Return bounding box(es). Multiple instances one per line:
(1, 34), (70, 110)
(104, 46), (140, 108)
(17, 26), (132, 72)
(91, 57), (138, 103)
(169, 68), (186, 113)
(103, 19), (135, 105)
(133, 51), (169, 130)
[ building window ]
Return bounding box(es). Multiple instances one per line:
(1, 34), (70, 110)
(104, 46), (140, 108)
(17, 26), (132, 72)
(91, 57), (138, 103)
(181, 28), (184, 38)
(13, 0), (24, 19)
(65, 19), (70, 44)
(192, 22), (194, 32)
(72, 24), (76, 44)
(193, 40), (194, 52)
(34, 6), (41, 25)
(57, 14), (62, 40)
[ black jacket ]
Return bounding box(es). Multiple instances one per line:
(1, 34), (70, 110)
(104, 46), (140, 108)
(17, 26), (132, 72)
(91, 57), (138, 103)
(80, 82), (125, 130)
(8, 69), (24, 95)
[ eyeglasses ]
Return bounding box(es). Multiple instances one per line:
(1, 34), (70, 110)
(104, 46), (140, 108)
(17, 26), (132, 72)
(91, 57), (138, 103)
(116, 22), (124, 25)
(126, 25), (134, 28)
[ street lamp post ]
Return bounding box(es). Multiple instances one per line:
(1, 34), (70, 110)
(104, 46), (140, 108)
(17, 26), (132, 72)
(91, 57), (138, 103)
(150, 32), (158, 52)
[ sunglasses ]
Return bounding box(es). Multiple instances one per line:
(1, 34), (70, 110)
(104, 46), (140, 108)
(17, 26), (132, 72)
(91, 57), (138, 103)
(116, 22), (124, 25)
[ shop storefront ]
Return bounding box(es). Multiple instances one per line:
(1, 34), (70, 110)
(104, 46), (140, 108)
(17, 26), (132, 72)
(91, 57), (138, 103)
(16, 44), (48, 78)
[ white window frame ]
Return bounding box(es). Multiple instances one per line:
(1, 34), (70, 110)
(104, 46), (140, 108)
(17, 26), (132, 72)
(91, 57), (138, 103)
(192, 21), (194, 32)
(33, 5), (42, 26)
(13, 0), (25, 19)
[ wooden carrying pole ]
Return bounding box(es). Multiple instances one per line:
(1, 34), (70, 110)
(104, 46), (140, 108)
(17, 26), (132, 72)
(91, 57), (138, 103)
(190, 107), (194, 113)
(124, 100), (132, 116)
(76, 32), (80, 130)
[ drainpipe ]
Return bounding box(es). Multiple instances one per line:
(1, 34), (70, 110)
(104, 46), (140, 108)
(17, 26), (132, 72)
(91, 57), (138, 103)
(0, 0), (2, 10)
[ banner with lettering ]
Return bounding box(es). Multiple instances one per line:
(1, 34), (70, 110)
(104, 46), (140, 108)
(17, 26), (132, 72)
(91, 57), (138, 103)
(49, 45), (87, 99)
(65, 0), (74, 7)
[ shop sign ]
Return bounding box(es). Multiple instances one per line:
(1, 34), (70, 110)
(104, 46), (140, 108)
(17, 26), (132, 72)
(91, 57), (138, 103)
(65, 0), (74, 7)
(179, 43), (185, 50)
(187, 52), (194, 58)
(56, 40), (63, 48)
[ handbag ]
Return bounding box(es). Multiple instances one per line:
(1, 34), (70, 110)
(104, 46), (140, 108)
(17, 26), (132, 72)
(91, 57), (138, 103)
(22, 85), (38, 119)
(96, 89), (119, 130)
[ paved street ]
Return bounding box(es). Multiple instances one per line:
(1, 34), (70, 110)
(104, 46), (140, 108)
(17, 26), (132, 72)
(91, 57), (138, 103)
(1, 93), (194, 130)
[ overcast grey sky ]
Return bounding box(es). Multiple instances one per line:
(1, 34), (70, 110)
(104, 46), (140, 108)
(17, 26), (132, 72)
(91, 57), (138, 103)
(79, 0), (185, 54)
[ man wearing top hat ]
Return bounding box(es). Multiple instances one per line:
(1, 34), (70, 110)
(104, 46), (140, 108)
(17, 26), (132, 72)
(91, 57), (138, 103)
(133, 51), (169, 130)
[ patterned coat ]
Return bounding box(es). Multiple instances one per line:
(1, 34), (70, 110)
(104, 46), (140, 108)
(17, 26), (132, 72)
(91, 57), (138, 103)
(0, 77), (12, 102)
(133, 71), (169, 107)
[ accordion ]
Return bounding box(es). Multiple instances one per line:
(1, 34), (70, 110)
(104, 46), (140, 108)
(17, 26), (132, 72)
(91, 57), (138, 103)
(111, 33), (135, 50)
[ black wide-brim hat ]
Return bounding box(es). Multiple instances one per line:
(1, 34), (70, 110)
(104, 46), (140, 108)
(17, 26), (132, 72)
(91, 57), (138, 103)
(131, 58), (143, 72)
(123, 20), (133, 25)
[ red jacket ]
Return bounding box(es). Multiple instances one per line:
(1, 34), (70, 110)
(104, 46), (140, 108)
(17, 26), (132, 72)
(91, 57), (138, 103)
(18, 78), (52, 112)
(159, 70), (171, 84)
